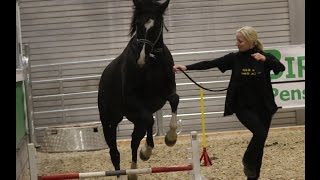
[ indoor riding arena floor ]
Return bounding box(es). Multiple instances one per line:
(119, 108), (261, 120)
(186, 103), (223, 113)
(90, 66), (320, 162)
(24, 125), (304, 180)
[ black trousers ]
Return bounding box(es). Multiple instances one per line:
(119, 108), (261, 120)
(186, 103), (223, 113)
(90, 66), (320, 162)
(235, 108), (272, 179)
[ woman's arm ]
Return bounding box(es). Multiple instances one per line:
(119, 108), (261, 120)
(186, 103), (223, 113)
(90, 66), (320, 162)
(263, 53), (286, 74)
(251, 52), (285, 74)
(173, 53), (235, 73)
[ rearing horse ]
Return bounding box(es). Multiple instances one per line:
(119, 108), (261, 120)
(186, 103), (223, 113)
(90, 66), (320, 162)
(98, 0), (179, 179)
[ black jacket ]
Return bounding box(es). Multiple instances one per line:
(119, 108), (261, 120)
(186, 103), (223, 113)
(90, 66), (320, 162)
(186, 47), (285, 116)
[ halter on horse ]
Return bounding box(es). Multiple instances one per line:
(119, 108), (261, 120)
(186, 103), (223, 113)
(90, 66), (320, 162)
(98, 0), (179, 179)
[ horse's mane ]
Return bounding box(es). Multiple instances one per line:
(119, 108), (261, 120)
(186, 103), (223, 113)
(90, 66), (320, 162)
(129, 0), (166, 37)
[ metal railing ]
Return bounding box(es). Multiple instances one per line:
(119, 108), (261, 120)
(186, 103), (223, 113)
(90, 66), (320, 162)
(22, 44), (38, 146)
(26, 45), (304, 145)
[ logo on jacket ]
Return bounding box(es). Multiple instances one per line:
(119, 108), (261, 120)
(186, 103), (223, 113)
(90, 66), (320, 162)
(241, 68), (257, 76)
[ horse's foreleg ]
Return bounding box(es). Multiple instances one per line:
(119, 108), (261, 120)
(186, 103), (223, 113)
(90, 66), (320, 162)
(140, 120), (154, 161)
(128, 125), (147, 180)
(165, 93), (179, 146)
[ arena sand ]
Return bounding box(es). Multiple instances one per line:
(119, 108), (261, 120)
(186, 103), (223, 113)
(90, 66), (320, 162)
(22, 125), (304, 180)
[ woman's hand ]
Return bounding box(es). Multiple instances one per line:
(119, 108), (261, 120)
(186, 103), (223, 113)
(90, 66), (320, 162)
(251, 53), (266, 61)
(173, 64), (187, 73)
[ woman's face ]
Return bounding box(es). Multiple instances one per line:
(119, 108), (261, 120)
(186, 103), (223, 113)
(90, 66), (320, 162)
(236, 32), (254, 52)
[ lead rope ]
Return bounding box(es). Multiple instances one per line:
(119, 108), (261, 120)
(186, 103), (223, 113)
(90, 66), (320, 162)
(180, 69), (228, 92)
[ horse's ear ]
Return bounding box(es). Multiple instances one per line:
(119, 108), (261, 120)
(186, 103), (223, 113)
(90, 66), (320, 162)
(133, 0), (142, 7)
(159, 0), (170, 13)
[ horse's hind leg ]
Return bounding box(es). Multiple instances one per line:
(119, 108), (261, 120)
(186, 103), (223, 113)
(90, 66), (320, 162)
(165, 93), (179, 146)
(99, 107), (123, 179)
(101, 121), (124, 180)
(98, 91), (122, 176)
(101, 120), (121, 169)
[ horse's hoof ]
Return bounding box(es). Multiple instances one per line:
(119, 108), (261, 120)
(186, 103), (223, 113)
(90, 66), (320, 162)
(128, 174), (138, 180)
(139, 144), (152, 161)
(139, 150), (151, 161)
(165, 135), (177, 147)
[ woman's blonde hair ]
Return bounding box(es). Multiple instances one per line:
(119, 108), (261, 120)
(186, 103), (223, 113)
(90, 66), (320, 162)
(236, 26), (263, 51)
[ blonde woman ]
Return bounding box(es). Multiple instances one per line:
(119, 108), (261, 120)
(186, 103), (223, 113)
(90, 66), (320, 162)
(173, 26), (285, 179)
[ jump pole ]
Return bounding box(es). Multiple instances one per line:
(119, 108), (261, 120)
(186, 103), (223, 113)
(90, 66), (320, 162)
(199, 86), (212, 166)
(32, 131), (206, 180)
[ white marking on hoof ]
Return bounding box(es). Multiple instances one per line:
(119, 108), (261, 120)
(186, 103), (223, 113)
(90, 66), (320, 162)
(166, 130), (177, 141)
(140, 144), (153, 160)
(169, 113), (177, 130)
(166, 113), (178, 143)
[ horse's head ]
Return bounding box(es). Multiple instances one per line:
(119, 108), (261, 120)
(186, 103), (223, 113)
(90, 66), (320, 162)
(130, 0), (170, 67)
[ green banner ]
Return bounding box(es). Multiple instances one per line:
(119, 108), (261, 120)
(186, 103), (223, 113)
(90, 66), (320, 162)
(265, 44), (305, 108)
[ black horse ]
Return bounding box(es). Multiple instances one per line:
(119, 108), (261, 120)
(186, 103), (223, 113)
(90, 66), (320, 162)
(98, 0), (179, 179)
